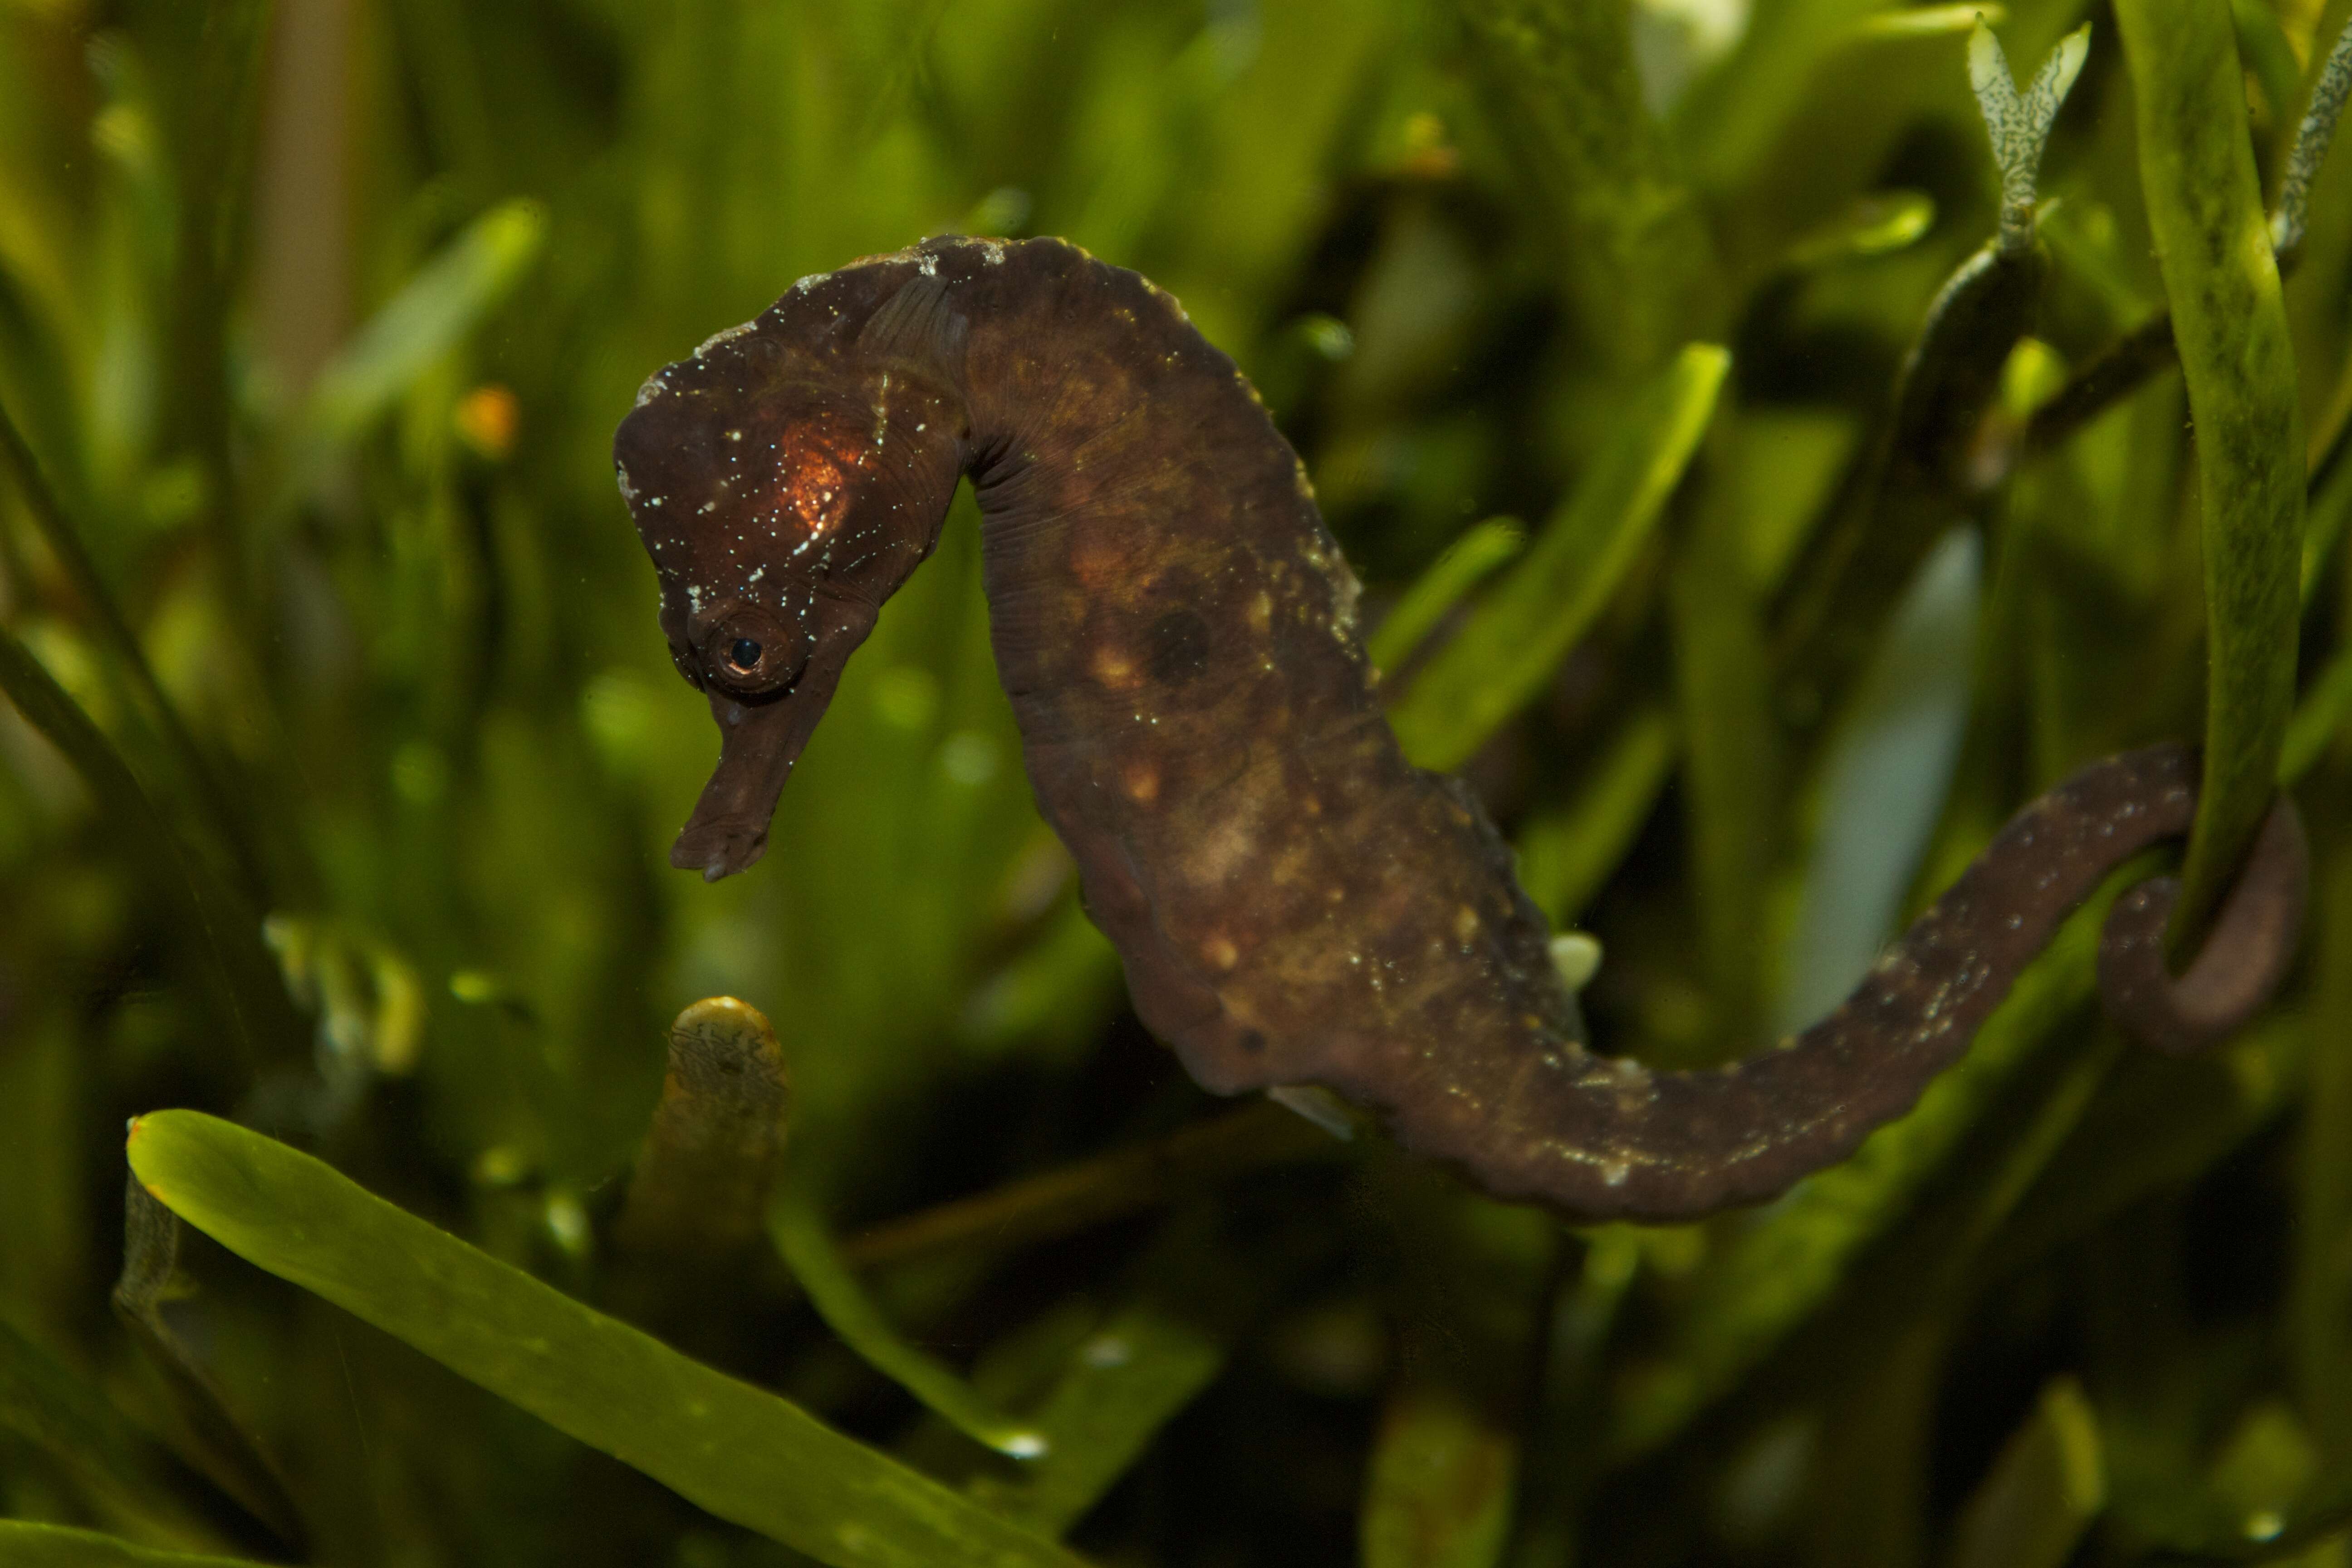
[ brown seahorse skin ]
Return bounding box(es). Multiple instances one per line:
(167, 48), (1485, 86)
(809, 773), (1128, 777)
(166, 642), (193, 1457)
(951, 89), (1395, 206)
(612, 235), (2306, 1223)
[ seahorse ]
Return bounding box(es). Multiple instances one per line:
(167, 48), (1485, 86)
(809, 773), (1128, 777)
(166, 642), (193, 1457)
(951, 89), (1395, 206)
(610, 236), (2307, 1222)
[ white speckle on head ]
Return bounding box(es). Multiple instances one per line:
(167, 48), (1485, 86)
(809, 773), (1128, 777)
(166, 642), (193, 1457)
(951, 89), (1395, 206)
(648, 496), (664, 508)
(917, 253), (938, 277)
(697, 500), (715, 514)
(633, 374), (666, 408)
(694, 319), (759, 359)
(977, 239), (1007, 265)
(615, 463), (638, 504)
(792, 272), (827, 294)
(726, 429), (743, 442)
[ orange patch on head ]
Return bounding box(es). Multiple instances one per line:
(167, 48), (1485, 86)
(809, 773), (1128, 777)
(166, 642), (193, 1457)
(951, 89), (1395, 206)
(756, 412), (875, 542)
(778, 439), (857, 535)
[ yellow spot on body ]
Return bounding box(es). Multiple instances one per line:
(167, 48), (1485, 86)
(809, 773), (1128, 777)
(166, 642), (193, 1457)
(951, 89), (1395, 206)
(1203, 936), (1239, 971)
(1249, 593), (1274, 632)
(1454, 905), (1481, 943)
(1123, 764), (1159, 803)
(1093, 648), (1137, 687)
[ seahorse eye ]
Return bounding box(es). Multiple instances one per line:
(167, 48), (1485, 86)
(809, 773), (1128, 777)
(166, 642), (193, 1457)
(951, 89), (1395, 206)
(692, 607), (808, 699)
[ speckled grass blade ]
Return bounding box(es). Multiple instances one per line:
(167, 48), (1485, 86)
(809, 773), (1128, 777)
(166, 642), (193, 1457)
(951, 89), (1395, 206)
(2116, 0), (2305, 948)
(123, 1111), (1088, 1568)
(1389, 343), (1728, 772)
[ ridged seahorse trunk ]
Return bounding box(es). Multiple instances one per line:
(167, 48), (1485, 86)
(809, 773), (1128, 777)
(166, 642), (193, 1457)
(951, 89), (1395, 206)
(612, 236), (2305, 1223)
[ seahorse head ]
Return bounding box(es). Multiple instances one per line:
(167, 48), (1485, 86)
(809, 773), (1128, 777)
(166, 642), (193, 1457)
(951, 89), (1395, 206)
(613, 302), (965, 880)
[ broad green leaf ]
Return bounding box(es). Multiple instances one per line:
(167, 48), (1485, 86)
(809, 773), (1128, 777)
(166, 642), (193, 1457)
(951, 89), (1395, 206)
(1389, 344), (1728, 772)
(1365, 518), (1524, 672)
(122, 1111), (1087, 1568)
(770, 1193), (1047, 1460)
(304, 199), (546, 441)
(1944, 1379), (2104, 1568)
(1357, 1386), (1516, 1568)
(0, 1522), (264, 1567)
(2116, 0), (2305, 947)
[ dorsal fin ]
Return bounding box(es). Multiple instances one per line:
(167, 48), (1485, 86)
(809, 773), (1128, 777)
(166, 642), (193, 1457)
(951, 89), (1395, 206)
(857, 270), (970, 380)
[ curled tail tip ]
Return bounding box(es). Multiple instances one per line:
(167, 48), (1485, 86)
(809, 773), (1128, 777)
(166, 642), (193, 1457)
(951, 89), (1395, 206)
(2097, 792), (2309, 1056)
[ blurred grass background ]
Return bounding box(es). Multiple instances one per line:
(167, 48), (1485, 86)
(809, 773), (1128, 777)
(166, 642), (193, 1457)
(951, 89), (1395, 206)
(0, 0), (2351, 1562)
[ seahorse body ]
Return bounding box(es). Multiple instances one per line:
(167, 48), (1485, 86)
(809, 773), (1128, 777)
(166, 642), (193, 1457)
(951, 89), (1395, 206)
(612, 236), (2303, 1222)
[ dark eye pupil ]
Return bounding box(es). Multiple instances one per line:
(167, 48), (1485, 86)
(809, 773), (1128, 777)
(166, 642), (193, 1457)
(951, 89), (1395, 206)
(728, 638), (761, 670)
